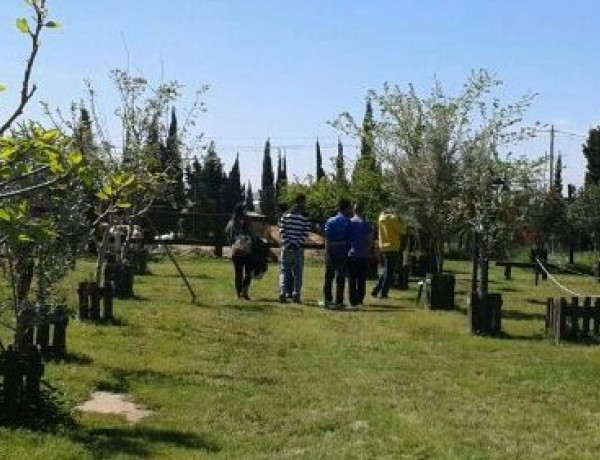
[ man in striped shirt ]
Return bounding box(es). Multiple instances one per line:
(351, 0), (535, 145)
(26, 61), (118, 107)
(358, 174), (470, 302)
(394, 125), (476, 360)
(279, 193), (311, 303)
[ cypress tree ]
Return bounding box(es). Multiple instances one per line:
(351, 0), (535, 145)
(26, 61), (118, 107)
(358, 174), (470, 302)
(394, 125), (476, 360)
(259, 138), (276, 222)
(316, 138), (325, 181)
(553, 153), (563, 196)
(583, 127), (600, 186)
(282, 152), (288, 184)
(225, 153), (244, 213)
(199, 141), (226, 214)
(245, 182), (255, 212)
(335, 138), (347, 187)
(164, 108), (185, 209)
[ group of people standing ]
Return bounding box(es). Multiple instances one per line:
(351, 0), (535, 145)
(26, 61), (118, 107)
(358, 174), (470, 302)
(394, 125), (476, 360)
(225, 194), (405, 308)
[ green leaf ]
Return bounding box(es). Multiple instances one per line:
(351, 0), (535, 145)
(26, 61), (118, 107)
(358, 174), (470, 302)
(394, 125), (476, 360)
(41, 129), (59, 143)
(0, 84), (5, 93)
(115, 202), (132, 209)
(96, 190), (109, 201)
(44, 21), (61, 29)
(0, 209), (11, 222)
(68, 152), (84, 166)
(17, 234), (34, 243)
(16, 18), (30, 34)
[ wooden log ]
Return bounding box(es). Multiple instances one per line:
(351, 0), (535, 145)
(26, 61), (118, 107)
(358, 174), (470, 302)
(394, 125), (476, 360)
(51, 306), (68, 359)
(88, 282), (101, 320)
(24, 345), (43, 407)
(35, 307), (50, 356)
(571, 297), (580, 338)
(583, 297), (592, 336)
(594, 299), (600, 336)
(3, 346), (22, 414)
(102, 285), (114, 322)
(77, 282), (90, 320)
(557, 297), (568, 342)
(544, 297), (554, 336)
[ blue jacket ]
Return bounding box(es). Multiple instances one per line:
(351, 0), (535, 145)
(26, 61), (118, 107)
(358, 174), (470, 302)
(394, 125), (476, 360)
(324, 212), (350, 260)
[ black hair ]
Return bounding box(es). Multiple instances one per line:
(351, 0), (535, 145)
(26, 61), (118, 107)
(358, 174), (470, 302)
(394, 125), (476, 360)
(294, 193), (307, 206)
(338, 197), (352, 212)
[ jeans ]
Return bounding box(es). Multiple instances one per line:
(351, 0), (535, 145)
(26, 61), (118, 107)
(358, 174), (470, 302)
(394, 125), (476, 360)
(323, 256), (347, 304)
(372, 252), (397, 298)
(232, 255), (252, 295)
(279, 247), (304, 298)
(347, 256), (369, 306)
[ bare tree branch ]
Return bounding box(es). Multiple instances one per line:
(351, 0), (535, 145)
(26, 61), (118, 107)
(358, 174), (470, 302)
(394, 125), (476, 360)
(0, 0), (47, 136)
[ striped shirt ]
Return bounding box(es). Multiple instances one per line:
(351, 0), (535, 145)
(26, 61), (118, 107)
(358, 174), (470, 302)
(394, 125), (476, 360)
(279, 210), (311, 250)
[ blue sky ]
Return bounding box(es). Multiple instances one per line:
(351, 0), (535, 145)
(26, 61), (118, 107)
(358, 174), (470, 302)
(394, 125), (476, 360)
(1, 0), (599, 189)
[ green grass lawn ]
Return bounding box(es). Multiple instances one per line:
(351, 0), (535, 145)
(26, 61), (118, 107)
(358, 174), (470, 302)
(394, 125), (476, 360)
(2, 255), (600, 459)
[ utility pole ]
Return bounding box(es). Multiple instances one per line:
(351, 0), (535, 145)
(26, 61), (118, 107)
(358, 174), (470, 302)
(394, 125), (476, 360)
(549, 125), (555, 189)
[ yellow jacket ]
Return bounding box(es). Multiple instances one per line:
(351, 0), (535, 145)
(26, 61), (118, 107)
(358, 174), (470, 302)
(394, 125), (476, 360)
(378, 211), (405, 252)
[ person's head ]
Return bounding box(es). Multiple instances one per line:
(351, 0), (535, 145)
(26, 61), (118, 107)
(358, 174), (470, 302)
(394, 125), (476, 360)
(294, 193), (307, 212)
(353, 202), (365, 217)
(338, 197), (352, 217)
(233, 202), (246, 219)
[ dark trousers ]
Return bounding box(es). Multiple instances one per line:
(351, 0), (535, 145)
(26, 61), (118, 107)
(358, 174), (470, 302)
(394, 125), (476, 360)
(348, 257), (369, 306)
(323, 256), (347, 304)
(232, 255), (252, 295)
(372, 252), (397, 298)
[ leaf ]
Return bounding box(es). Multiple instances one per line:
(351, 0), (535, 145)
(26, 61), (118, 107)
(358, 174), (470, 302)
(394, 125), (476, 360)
(68, 152), (84, 166)
(17, 234), (34, 243)
(44, 21), (61, 28)
(16, 18), (30, 34)
(0, 84), (5, 93)
(41, 129), (59, 143)
(0, 209), (11, 222)
(115, 202), (132, 209)
(96, 190), (109, 201)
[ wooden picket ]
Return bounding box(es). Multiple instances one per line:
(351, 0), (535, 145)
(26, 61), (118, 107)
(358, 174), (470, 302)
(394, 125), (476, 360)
(546, 297), (600, 343)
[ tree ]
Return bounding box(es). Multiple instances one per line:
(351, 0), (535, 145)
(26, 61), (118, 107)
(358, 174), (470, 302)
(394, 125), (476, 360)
(163, 108), (186, 209)
(78, 68), (206, 287)
(569, 184), (600, 251)
(316, 139), (326, 181)
(198, 141), (225, 213)
(335, 138), (348, 188)
(0, 0), (91, 350)
(225, 153), (244, 213)
(348, 100), (386, 222)
(583, 127), (600, 186)
(260, 138), (276, 222)
(553, 153), (563, 196)
(245, 181), (255, 212)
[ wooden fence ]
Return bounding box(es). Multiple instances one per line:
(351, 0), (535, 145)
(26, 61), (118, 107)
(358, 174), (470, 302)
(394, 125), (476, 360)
(546, 297), (600, 343)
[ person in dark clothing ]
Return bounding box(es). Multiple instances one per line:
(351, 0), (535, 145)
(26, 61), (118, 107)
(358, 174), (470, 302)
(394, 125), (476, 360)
(322, 198), (353, 309)
(347, 203), (373, 308)
(225, 203), (254, 300)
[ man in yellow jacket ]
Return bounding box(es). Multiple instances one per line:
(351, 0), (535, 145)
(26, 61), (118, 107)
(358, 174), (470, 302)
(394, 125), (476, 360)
(371, 209), (406, 298)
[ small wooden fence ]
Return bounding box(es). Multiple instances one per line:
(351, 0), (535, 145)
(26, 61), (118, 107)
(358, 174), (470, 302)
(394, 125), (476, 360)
(17, 306), (69, 360)
(0, 345), (44, 417)
(546, 297), (600, 343)
(78, 282), (114, 322)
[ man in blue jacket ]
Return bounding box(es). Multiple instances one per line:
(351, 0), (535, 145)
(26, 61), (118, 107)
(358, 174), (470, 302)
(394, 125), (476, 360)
(322, 198), (353, 309)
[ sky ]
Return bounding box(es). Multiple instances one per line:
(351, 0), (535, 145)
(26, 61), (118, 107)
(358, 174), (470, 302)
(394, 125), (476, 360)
(1, 0), (599, 189)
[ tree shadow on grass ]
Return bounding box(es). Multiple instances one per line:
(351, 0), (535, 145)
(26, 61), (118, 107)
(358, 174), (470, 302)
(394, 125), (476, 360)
(221, 303), (272, 313)
(493, 331), (546, 341)
(0, 386), (78, 433)
(74, 426), (220, 458)
(498, 286), (521, 293)
(57, 352), (94, 366)
(526, 298), (547, 306)
(502, 309), (546, 321)
(157, 273), (214, 280)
